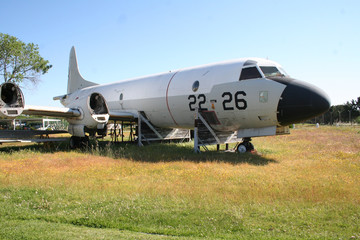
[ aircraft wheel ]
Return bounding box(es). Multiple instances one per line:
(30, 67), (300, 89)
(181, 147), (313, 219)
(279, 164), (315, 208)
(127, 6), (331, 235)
(236, 141), (254, 153)
(237, 143), (247, 153)
(244, 141), (254, 151)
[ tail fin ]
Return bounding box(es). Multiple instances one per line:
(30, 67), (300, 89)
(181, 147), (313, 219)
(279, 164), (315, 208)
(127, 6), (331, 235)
(67, 46), (97, 94)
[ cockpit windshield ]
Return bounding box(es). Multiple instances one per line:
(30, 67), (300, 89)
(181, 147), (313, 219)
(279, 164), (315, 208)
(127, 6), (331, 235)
(260, 66), (288, 78)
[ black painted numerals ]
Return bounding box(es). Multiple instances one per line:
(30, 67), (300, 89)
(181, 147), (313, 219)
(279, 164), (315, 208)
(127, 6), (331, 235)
(188, 95), (196, 111)
(234, 91), (247, 110)
(188, 94), (208, 111)
(222, 91), (247, 110)
(222, 92), (233, 110)
(188, 91), (247, 111)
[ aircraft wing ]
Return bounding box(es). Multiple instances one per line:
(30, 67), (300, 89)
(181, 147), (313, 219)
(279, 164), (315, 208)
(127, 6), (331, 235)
(21, 105), (137, 127)
(23, 105), (81, 118)
(109, 111), (136, 121)
(23, 105), (136, 120)
(0, 138), (68, 144)
(0, 129), (69, 144)
(0, 129), (68, 138)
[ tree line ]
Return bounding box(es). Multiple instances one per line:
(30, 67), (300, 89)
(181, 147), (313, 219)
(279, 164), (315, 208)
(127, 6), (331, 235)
(308, 97), (360, 124)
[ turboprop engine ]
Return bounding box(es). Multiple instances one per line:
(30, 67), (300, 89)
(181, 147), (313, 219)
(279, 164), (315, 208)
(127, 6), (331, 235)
(0, 82), (25, 119)
(67, 92), (109, 137)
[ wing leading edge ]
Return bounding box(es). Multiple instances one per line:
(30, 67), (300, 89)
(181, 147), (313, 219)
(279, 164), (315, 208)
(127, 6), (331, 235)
(24, 105), (136, 121)
(23, 105), (81, 118)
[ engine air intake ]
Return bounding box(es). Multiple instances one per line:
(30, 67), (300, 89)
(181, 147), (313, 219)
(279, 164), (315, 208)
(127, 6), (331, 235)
(0, 83), (24, 118)
(89, 93), (108, 115)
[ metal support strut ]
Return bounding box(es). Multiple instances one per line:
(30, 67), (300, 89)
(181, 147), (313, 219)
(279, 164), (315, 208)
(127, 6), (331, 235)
(137, 113), (143, 146)
(194, 108), (200, 153)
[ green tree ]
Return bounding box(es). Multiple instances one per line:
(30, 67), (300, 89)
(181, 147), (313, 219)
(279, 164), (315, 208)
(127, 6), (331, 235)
(0, 33), (52, 85)
(351, 97), (360, 110)
(324, 97), (360, 124)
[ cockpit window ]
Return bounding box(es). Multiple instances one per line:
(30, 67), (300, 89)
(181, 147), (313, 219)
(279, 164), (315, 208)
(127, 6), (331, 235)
(260, 66), (288, 78)
(239, 67), (262, 80)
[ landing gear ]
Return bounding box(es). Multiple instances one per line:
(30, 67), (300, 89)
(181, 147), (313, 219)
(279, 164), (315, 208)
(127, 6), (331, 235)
(69, 136), (89, 149)
(236, 137), (254, 153)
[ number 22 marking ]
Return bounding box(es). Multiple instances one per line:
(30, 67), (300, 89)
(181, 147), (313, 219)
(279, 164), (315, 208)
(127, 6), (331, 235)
(188, 94), (208, 111)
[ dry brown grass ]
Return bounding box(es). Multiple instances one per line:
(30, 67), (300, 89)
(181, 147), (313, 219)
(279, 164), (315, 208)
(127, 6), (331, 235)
(1, 125), (359, 205)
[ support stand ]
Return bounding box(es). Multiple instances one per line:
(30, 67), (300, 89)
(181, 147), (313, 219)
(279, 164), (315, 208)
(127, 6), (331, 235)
(194, 108), (200, 153)
(137, 114), (143, 146)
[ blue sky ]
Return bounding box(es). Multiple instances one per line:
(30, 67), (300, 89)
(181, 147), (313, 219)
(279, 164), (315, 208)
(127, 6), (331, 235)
(1, 0), (359, 106)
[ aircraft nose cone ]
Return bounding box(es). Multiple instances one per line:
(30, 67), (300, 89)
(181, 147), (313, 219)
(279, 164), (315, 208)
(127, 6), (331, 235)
(273, 77), (330, 126)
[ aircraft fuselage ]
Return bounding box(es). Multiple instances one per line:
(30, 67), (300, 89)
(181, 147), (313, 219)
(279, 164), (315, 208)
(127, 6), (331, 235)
(61, 57), (330, 134)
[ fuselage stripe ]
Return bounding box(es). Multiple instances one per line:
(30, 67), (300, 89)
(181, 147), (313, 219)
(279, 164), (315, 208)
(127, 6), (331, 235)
(166, 71), (179, 126)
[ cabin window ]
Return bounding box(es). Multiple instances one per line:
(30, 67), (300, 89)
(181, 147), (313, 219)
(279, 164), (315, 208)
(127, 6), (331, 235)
(239, 67), (262, 80)
(192, 81), (199, 92)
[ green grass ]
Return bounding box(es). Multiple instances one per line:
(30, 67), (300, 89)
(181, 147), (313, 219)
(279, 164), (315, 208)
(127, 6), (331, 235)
(0, 125), (360, 239)
(1, 189), (358, 239)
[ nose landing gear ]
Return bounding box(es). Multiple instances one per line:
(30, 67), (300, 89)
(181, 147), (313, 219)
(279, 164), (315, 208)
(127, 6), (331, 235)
(236, 137), (254, 153)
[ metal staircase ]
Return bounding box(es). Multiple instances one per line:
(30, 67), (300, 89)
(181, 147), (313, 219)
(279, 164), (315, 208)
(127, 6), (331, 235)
(194, 109), (242, 152)
(137, 112), (191, 145)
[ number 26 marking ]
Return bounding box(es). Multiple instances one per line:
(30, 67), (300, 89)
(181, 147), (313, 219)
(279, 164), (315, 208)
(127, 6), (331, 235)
(222, 91), (247, 110)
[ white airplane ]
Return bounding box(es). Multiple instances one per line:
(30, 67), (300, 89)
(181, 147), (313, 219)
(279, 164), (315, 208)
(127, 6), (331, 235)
(0, 47), (330, 152)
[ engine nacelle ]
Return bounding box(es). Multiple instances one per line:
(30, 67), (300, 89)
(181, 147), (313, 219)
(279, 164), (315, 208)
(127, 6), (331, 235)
(0, 82), (25, 119)
(67, 92), (109, 137)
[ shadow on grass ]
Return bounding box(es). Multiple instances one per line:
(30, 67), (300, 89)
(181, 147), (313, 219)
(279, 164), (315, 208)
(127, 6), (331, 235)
(0, 140), (277, 166)
(89, 140), (278, 166)
(0, 140), (70, 153)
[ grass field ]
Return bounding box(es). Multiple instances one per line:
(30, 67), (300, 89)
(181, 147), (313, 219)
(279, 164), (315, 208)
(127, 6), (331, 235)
(0, 125), (359, 239)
